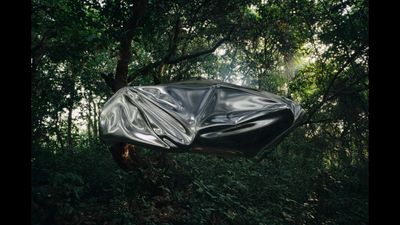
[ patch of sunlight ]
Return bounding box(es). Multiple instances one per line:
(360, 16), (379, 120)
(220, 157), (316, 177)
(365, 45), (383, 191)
(337, 120), (344, 133)
(246, 4), (261, 20)
(57, 62), (67, 72)
(248, 4), (258, 11)
(213, 45), (227, 56)
(301, 43), (322, 64)
(278, 83), (288, 94)
(56, 87), (105, 135)
(305, 126), (321, 138)
(341, 4), (353, 16)
(323, 153), (340, 169)
(97, 0), (105, 7)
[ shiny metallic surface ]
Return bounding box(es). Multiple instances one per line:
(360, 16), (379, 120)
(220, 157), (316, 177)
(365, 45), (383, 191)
(100, 80), (305, 156)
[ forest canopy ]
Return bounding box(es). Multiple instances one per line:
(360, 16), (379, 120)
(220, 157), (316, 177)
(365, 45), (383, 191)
(32, 0), (368, 224)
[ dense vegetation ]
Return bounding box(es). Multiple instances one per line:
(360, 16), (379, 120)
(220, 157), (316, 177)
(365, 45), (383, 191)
(31, 0), (368, 224)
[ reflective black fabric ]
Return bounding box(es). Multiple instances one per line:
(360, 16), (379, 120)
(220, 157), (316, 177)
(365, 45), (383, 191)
(99, 80), (305, 156)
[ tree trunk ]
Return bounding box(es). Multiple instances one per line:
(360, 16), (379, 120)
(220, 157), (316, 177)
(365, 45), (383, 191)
(66, 102), (74, 154)
(258, 68), (263, 90)
(87, 97), (93, 139)
(92, 99), (98, 137)
(55, 112), (65, 150)
(106, 0), (147, 92)
(113, 36), (132, 91)
(66, 64), (77, 154)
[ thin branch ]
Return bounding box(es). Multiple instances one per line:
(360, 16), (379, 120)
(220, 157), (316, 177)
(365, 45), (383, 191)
(127, 27), (234, 84)
(303, 118), (339, 125)
(164, 17), (182, 62)
(168, 30), (232, 64)
(300, 48), (365, 126)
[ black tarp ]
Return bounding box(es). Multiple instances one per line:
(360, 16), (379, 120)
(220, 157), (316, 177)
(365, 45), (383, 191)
(99, 80), (305, 156)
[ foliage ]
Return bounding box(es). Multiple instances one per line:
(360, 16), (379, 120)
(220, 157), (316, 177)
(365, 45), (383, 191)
(32, 136), (368, 225)
(32, 0), (368, 224)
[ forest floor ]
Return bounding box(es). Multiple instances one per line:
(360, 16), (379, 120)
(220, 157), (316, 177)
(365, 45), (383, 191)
(32, 141), (368, 225)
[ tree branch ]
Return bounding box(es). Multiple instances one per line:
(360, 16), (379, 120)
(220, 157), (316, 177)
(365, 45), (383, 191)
(32, 29), (56, 76)
(164, 17), (181, 62)
(299, 48), (365, 126)
(107, 0), (147, 92)
(168, 33), (230, 64)
(302, 118), (339, 125)
(127, 26), (234, 84)
(152, 16), (182, 84)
